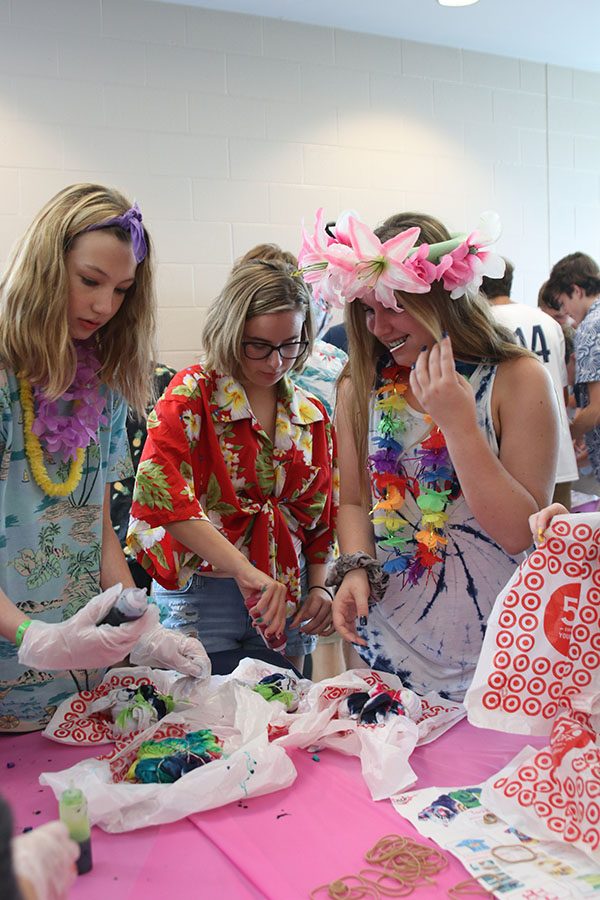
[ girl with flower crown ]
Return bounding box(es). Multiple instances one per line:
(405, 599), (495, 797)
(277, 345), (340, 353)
(127, 259), (337, 673)
(303, 210), (559, 701)
(0, 183), (209, 733)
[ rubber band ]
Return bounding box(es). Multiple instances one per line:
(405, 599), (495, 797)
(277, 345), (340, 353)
(491, 844), (537, 864)
(311, 834), (449, 899)
(482, 813), (498, 825)
(448, 879), (493, 897)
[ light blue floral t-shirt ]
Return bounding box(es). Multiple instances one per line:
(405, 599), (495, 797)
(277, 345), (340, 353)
(0, 367), (132, 732)
(574, 298), (600, 480)
(292, 338), (347, 417)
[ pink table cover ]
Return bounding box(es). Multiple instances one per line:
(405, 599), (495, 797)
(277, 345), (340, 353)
(0, 718), (544, 899)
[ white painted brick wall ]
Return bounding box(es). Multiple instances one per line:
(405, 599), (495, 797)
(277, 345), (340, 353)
(463, 50), (520, 90)
(0, 0), (598, 369)
(185, 6), (262, 54)
(335, 30), (401, 75)
(263, 19), (334, 66)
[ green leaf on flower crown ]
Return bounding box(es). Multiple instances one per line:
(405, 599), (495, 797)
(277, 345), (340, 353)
(134, 460), (174, 510)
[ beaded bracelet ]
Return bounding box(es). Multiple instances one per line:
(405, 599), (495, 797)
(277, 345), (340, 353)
(307, 584), (334, 601)
(14, 620), (33, 648)
(325, 552), (389, 602)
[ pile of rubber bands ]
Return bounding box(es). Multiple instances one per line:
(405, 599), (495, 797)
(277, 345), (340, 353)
(310, 834), (491, 898)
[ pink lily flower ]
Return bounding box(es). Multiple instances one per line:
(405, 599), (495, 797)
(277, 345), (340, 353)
(297, 207), (330, 279)
(329, 209), (359, 247)
(343, 216), (431, 309)
(297, 207), (350, 308)
(440, 211), (505, 299)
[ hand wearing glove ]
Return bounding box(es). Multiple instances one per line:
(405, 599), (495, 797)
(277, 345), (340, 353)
(18, 583), (158, 671)
(130, 625), (211, 680)
(12, 821), (79, 900)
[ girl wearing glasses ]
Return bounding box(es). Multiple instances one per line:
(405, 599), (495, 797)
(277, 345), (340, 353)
(127, 259), (337, 672)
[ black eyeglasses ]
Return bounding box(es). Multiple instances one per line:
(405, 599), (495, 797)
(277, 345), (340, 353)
(242, 340), (308, 360)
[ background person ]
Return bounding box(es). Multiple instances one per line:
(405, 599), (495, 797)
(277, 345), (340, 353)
(545, 252), (600, 491)
(481, 260), (577, 509)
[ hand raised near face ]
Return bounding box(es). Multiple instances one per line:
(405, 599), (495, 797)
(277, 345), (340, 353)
(409, 335), (477, 436)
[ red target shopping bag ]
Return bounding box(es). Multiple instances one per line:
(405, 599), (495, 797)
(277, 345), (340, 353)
(465, 514), (600, 736)
(482, 713), (600, 863)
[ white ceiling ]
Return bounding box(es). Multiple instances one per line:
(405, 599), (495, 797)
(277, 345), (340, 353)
(152, 0), (600, 74)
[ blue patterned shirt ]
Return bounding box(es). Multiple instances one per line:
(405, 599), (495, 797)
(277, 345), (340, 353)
(292, 339), (347, 416)
(0, 368), (132, 732)
(574, 298), (600, 480)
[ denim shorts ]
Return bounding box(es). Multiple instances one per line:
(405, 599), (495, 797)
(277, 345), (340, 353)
(153, 573), (317, 657)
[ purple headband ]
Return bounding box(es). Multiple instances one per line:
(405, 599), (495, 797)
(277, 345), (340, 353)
(85, 202), (147, 263)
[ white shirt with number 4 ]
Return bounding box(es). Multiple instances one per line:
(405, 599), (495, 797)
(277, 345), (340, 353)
(490, 302), (578, 483)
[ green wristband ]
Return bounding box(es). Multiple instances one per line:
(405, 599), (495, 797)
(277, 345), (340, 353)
(14, 619), (32, 648)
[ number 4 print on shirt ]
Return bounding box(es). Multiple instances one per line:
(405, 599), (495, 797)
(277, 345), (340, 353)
(514, 325), (550, 363)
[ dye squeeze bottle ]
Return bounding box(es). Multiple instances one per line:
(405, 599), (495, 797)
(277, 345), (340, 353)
(99, 586), (148, 627)
(59, 788), (92, 875)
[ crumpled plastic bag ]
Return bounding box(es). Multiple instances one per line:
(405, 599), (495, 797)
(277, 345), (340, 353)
(42, 667), (207, 746)
(228, 661), (464, 801)
(482, 713), (600, 864)
(40, 679), (296, 832)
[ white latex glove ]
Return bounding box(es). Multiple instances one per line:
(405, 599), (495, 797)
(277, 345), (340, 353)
(18, 583), (159, 670)
(130, 625), (211, 680)
(12, 821), (79, 900)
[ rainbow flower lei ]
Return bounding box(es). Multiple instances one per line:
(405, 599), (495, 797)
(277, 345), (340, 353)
(369, 364), (459, 586)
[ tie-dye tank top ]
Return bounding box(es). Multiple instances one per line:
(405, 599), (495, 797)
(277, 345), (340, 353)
(357, 361), (523, 701)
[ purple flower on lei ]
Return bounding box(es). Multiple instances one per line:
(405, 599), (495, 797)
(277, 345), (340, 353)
(368, 447), (401, 474)
(406, 558), (427, 586)
(31, 342), (107, 461)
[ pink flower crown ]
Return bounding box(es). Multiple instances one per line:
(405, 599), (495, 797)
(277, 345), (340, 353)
(297, 209), (505, 310)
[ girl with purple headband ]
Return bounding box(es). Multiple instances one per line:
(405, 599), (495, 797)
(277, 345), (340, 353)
(0, 183), (209, 733)
(301, 209), (559, 701)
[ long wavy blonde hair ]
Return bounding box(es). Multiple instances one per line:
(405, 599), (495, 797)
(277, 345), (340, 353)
(0, 183), (156, 415)
(202, 259), (314, 380)
(341, 212), (531, 488)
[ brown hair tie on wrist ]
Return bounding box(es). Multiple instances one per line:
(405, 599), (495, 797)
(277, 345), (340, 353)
(308, 585), (335, 601)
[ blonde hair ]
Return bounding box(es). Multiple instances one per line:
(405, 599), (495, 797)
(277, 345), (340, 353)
(341, 212), (531, 487)
(0, 183), (156, 415)
(235, 242), (298, 269)
(202, 259), (314, 379)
